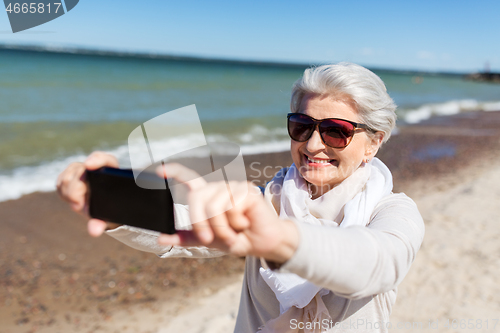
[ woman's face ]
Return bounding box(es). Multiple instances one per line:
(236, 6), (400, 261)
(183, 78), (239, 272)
(290, 93), (382, 198)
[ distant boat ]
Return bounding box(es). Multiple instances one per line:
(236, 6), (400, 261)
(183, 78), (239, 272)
(465, 72), (500, 84)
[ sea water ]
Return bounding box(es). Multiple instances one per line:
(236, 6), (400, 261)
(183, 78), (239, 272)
(1, 48), (500, 201)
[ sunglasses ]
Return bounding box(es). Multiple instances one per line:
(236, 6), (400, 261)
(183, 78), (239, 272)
(287, 113), (372, 148)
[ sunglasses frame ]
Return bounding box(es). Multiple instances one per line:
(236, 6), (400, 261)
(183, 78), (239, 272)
(287, 113), (373, 148)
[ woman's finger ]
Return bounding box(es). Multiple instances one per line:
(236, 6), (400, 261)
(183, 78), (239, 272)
(187, 187), (215, 244)
(204, 187), (238, 246)
(224, 182), (260, 231)
(84, 151), (119, 170)
(157, 163), (207, 191)
(56, 163), (75, 192)
(87, 219), (108, 237)
(66, 180), (87, 212)
(57, 163), (87, 210)
(57, 163), (82, 197)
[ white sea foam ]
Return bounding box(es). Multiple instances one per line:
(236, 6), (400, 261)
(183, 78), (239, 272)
(0, 130), (291, 203)
(403, 99), (500, 124)
(0, 154), (88, 202)
(4, 99), (500, 203)
(482, 101), (500, 112)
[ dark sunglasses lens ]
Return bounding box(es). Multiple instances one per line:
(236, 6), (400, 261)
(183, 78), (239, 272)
(319, 119), (355, 148)
(288, 114), (314, 142)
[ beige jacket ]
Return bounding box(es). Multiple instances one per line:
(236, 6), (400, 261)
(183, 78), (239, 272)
(107, 173), (424, 333)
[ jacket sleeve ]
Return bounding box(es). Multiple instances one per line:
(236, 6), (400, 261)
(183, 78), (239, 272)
(278, 193), (425, 299)
(105, 203), (227, 258)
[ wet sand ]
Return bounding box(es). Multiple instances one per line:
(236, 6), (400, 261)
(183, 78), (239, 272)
(1, 110), (500, 333)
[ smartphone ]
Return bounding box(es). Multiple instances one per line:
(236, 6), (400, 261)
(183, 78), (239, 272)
(86, 167), (176, 234)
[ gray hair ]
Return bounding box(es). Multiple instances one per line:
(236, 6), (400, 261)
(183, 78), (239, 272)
(290, 62), (397, 143)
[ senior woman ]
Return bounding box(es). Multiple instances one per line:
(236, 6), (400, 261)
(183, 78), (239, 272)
(57, 62), (424, 333)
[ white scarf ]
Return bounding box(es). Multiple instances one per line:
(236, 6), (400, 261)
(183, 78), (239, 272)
(258, 157), (393, 332)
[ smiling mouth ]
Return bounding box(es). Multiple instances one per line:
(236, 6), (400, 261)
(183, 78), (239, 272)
(305, 155), (337, 165)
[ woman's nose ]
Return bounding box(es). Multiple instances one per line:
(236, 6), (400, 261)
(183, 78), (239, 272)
(305, 129), (325, 151)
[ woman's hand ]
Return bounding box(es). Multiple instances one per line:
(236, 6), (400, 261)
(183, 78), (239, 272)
(157, 163), (300, 264)
(56, 151), (120, 237)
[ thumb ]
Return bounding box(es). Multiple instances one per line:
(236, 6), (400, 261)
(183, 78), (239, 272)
(156, 163), (207, 190)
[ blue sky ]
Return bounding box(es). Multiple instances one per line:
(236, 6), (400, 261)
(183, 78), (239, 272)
(1, 0), (499, 72)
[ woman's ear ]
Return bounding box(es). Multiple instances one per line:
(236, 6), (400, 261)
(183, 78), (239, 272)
(364, 132), (384, 162)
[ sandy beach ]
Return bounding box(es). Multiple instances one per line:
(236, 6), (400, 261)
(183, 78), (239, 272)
(1, 110), (500, 333)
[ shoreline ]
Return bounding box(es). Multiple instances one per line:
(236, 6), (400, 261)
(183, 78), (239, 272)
(1, 110), (500, 332)
(3, 108), (500, 204)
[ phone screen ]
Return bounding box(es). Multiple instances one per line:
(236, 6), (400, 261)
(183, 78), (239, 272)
(86, 167), (176, 234)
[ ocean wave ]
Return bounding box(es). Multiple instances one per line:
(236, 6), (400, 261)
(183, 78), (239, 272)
(0, 154), (87, 203)
(5, 98), (500, 203)
(403, 99), (500, 124)
(0, 130), (291, 203)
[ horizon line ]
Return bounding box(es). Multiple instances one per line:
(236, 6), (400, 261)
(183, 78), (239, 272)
(0, 42), (469, 76)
